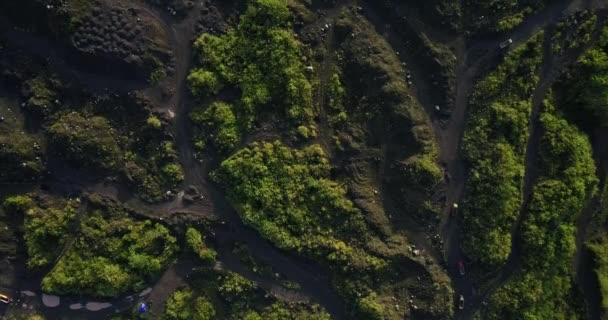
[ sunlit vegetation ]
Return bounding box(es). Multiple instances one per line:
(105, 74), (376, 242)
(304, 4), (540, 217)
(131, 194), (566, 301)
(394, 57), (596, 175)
(4, 195), (77, 269)
(461, 33), (544, 268)
(42, 197), (177, 297)
(482, 97), (598, 319)
(162, 265), (331, 320)
(190, 101), (239, 153)
(214, 141), (384, 271)
(189, 0), (316, 140)
(164, 289), (216, 320)
(551, 11), (597, 55)
(559, 23), (608, 129)
(185, 227), (217, 262)
(326, 71), (348, 128)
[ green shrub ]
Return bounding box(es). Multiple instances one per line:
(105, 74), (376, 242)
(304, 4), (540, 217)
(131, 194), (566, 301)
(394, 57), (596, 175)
(2, 195), (34, 213)
(190, 101), (239, 152)
(146, 116), (162, 129)
(218, 272), (256, 303)
(193, 297), (215, 320)
(4, 195), (77, 269)
(189, 0), (316, 137)
(357, 292), (384, 320)
(164, 289), (194, 320)
(161, 163), (185, 185)
(185, 227), (217, 262)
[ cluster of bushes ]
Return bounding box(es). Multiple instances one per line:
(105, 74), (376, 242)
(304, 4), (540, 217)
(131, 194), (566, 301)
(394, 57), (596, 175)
(481, 97), (598, 319)
(185, 227), (217, 262)
(461, 33), (544, 268)
(551, 11), (597, 55)
(42, 198), (177, 297)
(190, 101), (239, 153)
(558, 23), (608, 129)
(164, 289), (216, 320)
(463, 0), (556, 35)
(189, 0), (316, 145)
(3, 195), (78, 269)
(163, 276), (330, 320)
(214, 140), (385, 272)
(326, 71), (348, 128)
(587, 236), (608, 316)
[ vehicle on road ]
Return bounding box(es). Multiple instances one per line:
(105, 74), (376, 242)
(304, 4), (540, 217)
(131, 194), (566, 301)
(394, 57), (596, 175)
(458, 295), (465, 310)
(500, 38), (513, 49)
(458, 260), (465, 276)
(451, 203), (458, 216)
(0, 294), (12, 304)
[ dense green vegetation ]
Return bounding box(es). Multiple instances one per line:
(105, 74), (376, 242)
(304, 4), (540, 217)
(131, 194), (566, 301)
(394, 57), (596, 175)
(164, 289), (216, 320)
(559, 23), (608, 129)
(190, 101), (239, 153)
(461, 33), (544, 268)
(189, 0), (316, 141)
(481, 97), (598, 319)
(161, 266), (331, 320)
(42, 197), (177, 297)
(3, 195), (78, 269)
(214, 140), (452, 319)
(185, 227), (217, 262)
(214, 141), (383, 271)
(588, 236), (608, 316)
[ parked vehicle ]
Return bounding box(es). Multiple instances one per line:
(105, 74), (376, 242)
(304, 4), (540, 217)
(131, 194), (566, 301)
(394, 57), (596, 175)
(500, 38), (513, 49)
(0, 294), (11, 304)
(451, 203), (458, 216)
(458, 260), (465, 276)
(458, 295), (465, 310)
